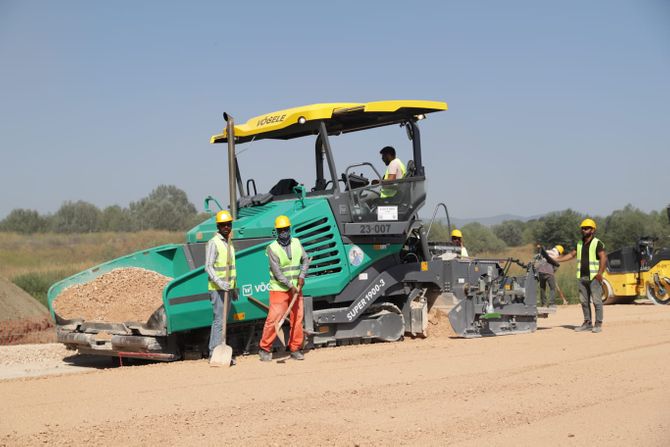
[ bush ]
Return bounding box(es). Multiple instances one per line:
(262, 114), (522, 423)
(493, 220), (524, 246)
(460, 222), (507, 255)
(0, 209), (48, 234)
(533, 209), (583, 251)
(50, 201), (101, 233)
(600, 204), (665, 250)
(129, 185), (198, 231)
(99, 205), (136, 232)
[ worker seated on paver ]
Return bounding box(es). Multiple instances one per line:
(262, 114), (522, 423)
(371, 146), (406, 199)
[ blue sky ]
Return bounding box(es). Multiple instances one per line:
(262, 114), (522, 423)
(1, 0), (668, 220)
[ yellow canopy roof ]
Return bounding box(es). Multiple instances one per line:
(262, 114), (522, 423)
(210, 100), (447, 144)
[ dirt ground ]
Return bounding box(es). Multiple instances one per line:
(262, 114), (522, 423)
(1, 303), (669, 446)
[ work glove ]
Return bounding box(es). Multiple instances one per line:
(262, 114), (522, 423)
(218, 280), (231, 291)
(289, 286), (299, 297)
(297, 277), (305, 290)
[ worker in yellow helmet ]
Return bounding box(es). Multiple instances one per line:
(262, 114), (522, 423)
(535, 244), (565, 307)
(451, 229), (469, 257)
(259, 215), (310, 361)
(205, 210), (236, 363)
(555, 218), (607, 333)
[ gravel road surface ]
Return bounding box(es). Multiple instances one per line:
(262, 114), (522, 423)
(1, 303), (668, 446)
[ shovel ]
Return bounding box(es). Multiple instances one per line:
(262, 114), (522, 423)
(274, 287), (301, 347)
(210, 233), (234, 367)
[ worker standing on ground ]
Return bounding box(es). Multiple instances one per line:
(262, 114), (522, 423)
(536, 244), (564, 307)
(259, 215), (310, 361)
(205, 210), (237, 361)
(555, 218), (607, 333)
(451, 229), (469, 257)
(371, 146), (406, 198)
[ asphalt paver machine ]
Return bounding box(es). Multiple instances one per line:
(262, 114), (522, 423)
(48, 100), (542, 360)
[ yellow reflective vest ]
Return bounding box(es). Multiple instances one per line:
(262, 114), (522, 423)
(380, 159), (407, 198)
(208, 236), (236, 290)
(576, 237), (603, 280)
(268, 239), (303, 292)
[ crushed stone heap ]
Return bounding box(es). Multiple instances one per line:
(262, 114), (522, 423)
(53, 268), (171, 323)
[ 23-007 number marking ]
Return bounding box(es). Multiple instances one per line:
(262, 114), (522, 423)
(359, 224), (391, 234)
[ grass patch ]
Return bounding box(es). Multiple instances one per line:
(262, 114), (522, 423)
(12, 270), (80, 308)
(0, 231), (183, 306)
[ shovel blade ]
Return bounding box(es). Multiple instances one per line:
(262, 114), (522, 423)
(209, 344), (233, 367)
(275, 325), (286, 347)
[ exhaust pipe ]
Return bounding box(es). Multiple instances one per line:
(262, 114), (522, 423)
(223, 113), (237, 219)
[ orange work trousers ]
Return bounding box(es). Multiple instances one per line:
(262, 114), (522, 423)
(259, 290), (304, 353)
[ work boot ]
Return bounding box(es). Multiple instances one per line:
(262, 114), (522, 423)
(258, 350), (272, 362)
(574, 321), (593, 332)
(592, 322), (603, 333)
(290, 350), (305, 361)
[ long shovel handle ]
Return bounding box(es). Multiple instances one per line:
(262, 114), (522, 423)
(247, 295), (270, 312)
(222, 232), (233, 344)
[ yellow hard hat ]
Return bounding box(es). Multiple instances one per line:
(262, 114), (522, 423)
(451, 229), (463, 238)
(555, 245), (565, 255)
(580, 218), (597, 229)
(215, 210), (233, 224)
(274, 215), (291, 229)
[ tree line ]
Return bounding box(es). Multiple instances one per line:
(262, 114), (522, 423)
(428, 204), (670, 255)
(3, 190), (669, 256)
(0, 185), (207, 233)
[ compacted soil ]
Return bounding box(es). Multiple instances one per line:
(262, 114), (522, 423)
(1, 303), (669, 446)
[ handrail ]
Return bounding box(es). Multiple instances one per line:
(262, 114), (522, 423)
(204, 196), (224, 215)
(427, 202), (451, 240)
(246, 179), (257, 196)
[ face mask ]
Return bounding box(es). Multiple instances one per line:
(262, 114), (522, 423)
(278, 228), (291, 246)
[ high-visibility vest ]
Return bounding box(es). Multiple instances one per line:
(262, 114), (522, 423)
(208, 235), (236, 290)
(267, 238), (303, 292)
(576, 237), (603, 280)
(380, 159), (407, 198)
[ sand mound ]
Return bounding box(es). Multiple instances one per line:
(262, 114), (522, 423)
(0, 277), (49, 322)
(0, 277), (53, 345)
(427, 307), (456, 338)
(53, 268), (171, 323)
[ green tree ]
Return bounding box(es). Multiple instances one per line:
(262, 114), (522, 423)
(657, 204), (670, 247)
(50, 201), (102, 233)
(461, 222), (507, 255)
(129, 185), (197, 231)
(493, 220), (525, 246)
(99, 205), (136, 232)
(521, 219), (542, 245)
(426, 221), (452, 242)
(600, 204), (664, 250)
(0, 209), (48, 233)
(534, 209), (583, 250)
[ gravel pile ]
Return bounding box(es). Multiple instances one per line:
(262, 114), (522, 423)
(0, 343), (69, 366)
(53, 268), (171, 323)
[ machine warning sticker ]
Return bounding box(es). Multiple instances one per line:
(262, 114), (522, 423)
(377, 206), (398, 221)
(348, 245), (364, 267)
